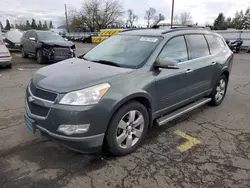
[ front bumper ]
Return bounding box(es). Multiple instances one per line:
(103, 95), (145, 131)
(0, 56), (12, 66)
(24, 85), (110, 153)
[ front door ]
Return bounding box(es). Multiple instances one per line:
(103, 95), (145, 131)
(154, 36), (195, 115)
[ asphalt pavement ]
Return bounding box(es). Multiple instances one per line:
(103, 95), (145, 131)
(0, 43), (250, 188)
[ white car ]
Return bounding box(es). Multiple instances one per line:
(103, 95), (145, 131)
(0, 40), (12, 68)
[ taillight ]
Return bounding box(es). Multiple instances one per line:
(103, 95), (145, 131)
(231, 51), (234, 57)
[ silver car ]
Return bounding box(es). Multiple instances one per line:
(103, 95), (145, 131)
(0, 40), (12, 69)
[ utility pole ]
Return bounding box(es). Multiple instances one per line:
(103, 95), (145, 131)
(170, 0), (175, 28)
(65, 4), (69, 33)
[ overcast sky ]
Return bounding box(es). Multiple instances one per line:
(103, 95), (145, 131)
(0, 0), (250, 27)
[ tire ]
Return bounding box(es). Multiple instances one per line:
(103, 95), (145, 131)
(209, 74), (228, 106)
(105, 101), (149, 156)
(36, 49), (44, 64)
(21, 47), (28, 58)
(6, 63), (12, 69)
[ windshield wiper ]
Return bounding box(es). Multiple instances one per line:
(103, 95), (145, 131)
(92, 60), (120, 67)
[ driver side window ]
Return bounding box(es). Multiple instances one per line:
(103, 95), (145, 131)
(158, 36), (188, 63)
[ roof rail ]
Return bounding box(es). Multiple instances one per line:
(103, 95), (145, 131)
(161, 27), (207, 34)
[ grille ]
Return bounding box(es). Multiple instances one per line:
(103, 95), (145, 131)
(54, 47), (70, 56)
(27, 99), (50, 117)
(30, 82), (58, 102)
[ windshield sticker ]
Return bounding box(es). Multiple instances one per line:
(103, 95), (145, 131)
(140, 37), (158, 42)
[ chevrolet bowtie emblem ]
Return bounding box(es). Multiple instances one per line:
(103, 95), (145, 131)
(28, 96), (35, 102)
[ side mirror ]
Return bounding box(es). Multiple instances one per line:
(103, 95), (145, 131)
(155, 58), (179, 69)
(29, 37), (36, 42)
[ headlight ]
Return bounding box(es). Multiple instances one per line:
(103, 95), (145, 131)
(59, 83), (111, 105)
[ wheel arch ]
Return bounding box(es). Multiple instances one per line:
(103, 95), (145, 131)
(107, 93), (154, 131)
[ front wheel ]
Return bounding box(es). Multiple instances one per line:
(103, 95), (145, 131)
(105, 101), (149, 156)
(209, 74), (228, 106)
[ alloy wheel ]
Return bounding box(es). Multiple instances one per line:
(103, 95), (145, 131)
(116, 110), (145, 149)
(215, 79), (226, 102)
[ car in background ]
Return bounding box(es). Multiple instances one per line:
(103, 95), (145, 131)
(20, 30), (76, 64)
(0, 40), (12, 69)
(4, 29), (23, 51)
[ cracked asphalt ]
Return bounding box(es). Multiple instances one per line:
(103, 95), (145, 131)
(0, 43), (250, 188)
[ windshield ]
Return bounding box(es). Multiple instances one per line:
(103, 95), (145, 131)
(38, 32), (65, 41)
(83, 35), (161, 68)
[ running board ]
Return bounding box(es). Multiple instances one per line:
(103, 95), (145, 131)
(156, 98), (211, 126)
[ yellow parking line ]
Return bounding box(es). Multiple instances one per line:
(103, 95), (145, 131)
(175, 130), (201, 152)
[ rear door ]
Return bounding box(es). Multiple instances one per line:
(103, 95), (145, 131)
(28, 31), (37, 54)
(204, 34), (229, 88)
(184, 34), (213, 95)
(22, 31), (30, 52)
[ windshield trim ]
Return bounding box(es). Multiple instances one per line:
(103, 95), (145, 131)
(83, 35), (163, 69)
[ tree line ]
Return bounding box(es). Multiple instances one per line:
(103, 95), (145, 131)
(213, 7), (250, 30)
(66, 0), (192, 32)
(0, 19), (54, 31)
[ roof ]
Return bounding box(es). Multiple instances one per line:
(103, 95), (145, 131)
(118, 27), (212, 37)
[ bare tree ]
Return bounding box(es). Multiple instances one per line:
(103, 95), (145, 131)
(180, 12), (192, 25)
(144, 7), (156, 28)
(173, 14), (180, 24)
(75, 0), (124, 31)
(126, 9), (138, 27)
(154, 13), (165, 25)
(173, 12), (192, 25)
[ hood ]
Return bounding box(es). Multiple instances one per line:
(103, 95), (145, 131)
(0, 44), (10, 57)
(40, 40), (74, 47)
(32, 58), (133, 93)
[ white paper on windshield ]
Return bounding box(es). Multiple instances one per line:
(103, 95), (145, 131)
(140, 37), (158, 42)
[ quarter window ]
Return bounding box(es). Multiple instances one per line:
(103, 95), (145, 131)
(205, 35), (225, 54)
(158, 36), (188, 63)
(185, 35), (210, 59)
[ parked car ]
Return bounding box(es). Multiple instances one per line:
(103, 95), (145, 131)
(24, 27), (233, 156)
(4, 29), (23, 51)
(0, 39), (12, 68)
(20, 30), (76, 64)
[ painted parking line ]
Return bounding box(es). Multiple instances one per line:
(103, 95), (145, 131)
(175, 130), (201, 152)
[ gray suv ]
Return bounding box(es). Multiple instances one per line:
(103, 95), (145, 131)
(24, 27), (233, 156)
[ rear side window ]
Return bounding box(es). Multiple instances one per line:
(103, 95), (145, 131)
(185, 35), (209, 59)
(24, 31), (31, 38)
(158, 36), (188, 63)
(205, 35), (225, 54)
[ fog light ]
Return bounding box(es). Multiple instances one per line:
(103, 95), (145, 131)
(57, 124), (90, 135)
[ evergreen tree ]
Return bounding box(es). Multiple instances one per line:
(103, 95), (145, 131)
(37, 21), (42, 30)
(0, 21), (3, 30)
(31, 19), (37, 29)
(213, 13), (227, 30)
(231, 11), (244, 29)
(10, 24), (14, 28)
(42, 21), (48, 30)
(49, 21), (54, 29)
(243, 7), (250, 29)
(5, 19), (11, 30)
(26, 20), (31, 30)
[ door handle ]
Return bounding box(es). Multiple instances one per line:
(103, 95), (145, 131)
(186, 69), (193, 73)
(212, 62), (217, 66)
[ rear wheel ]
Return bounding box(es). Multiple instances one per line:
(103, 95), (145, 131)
(21, 47), (28, 58)
(36, 49), (44, 64)
(209, 74), (228, 106)
(105, 101), (149, 156)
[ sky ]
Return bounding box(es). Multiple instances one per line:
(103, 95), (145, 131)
(0, 0), (250, 27)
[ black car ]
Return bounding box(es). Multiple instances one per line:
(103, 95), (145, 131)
(20, 30), (76, 63)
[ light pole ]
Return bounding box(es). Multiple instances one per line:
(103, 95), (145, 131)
(170, 0), (175, 28)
